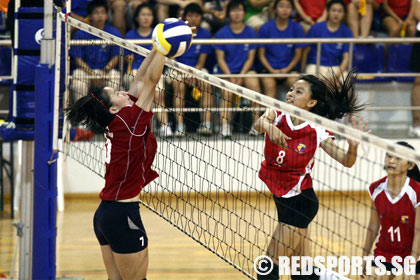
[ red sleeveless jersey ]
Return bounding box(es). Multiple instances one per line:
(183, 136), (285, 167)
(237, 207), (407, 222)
(259, 112), (333, 197)
(369, 176), (420, 262)
(99, 95), (158, 201)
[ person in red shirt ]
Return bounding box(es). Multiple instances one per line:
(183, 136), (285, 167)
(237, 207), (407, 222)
(65, 42), (179, 278)
(254, 69), (369, 279)
(362, 141), (420, 278)
(294, 0), (328, 32)
(382, 0), (417, 37)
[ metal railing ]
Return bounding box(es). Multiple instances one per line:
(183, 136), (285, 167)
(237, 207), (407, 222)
(70, 37), (420, 79)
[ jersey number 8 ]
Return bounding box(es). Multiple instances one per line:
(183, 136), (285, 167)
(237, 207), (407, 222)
(275, 150), (286, 166)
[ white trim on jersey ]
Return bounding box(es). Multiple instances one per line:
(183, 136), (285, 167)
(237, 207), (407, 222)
(116, 113), (148, 137)
(285, 114), (309, 130)
(282, 173), (306, 198)
(114, 108), (147, 200)
(371, 178), (413, 205)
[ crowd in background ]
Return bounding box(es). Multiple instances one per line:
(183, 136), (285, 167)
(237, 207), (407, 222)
(0, 0), (419, 137)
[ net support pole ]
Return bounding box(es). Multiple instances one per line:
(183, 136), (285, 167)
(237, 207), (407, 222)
(32, 0), (57, 278)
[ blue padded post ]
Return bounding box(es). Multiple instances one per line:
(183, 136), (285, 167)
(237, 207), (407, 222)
(33, 63), (57, 279)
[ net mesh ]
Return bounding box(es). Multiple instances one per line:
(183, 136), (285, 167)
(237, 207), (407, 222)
(60, 14), (420, 279)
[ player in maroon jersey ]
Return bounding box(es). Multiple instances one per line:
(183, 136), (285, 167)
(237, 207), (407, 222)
(254, 70), (369, 279)
(362, 141), (420, 279)
(65, 46), (171, 279)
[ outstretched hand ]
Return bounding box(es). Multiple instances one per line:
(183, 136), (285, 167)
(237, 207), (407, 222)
(267, 124), (291, 149)
(347, 115), (371, 147)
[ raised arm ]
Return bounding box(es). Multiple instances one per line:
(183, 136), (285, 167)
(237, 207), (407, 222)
(411, 207), (420, 263)
(254, 109), (290, 148)
(321, 116), (370, 168)
(128, 48), (166, 112)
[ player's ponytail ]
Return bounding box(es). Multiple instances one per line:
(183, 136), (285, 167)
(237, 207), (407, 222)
(65, 86), (115, 133)
(300, 68), (365, 120)
(396, 141), (420, 182)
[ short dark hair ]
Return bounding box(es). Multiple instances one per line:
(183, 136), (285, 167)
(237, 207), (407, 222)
(65, 86), (115, 133)
(326, 0), (346, 13)
(133, 3), (157, 29)
(87, 0), (109, 15)
(273, 0), (294, 10)
(299, 68), (364, 120)
(183, 3), (203, 18)
(226, 0), (246, 20)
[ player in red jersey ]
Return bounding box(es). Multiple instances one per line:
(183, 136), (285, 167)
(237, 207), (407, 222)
(65, 44), (175, 278)
(254, 70), (369, 279)
(362, 141), (420, 279)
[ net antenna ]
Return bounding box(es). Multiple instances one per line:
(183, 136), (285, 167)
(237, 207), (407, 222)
(59, 13), (420, 279)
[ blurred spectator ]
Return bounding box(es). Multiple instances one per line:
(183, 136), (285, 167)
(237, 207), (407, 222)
(214, 0), (261, 137)
(156, 0), (202, 22)
(258, 0), (304, 98)
(244, 0), (272, 31)
(71, 0), (93, 22)
(71, 0), (121, 96)
(108, 0), (143, 35)
(173, 3), (213, 136)
(202, 0), (229, 33)
(347, 0), (377, 37)
(302, 0), (353, 79)
(409, 0), (420, 137)
(382, 0), (416, 37)
(123, 3), (156, 88)
(294, 0), (327, 33)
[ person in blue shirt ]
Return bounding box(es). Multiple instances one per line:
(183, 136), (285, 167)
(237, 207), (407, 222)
(123, 4), (156, 88)
(71, 0), (93, 22)
(71, 0), (122, 97)
(214, 0), (262, 138)
(301, 0), (353, 79)
(258, 0), (305, 99)
(172, 3), (213, 136)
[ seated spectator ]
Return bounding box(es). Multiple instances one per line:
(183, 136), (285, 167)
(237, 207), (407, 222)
(302, 0), (353, 79)
(347, 0), (376, 37)
(294, 0), (327, 33)
(108, 0), (143, 35)
(244, 0), (273, 31)
(258, 0), (304, 98)
(71, 0), (121, 97)
(214, 0), (261, 138)
(409, 0), (420, 137)
(123, 3), (156, 88)
(155, 0), (202, 22)
(202, 0), (229, 33)
(382, 0), (417, 37)
(172, 3), (213, 136)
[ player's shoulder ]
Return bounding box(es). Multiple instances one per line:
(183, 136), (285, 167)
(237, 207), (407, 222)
(105, 25), (122, 37)
(124, 29), (138, 39)
(369, 176), (387, 196)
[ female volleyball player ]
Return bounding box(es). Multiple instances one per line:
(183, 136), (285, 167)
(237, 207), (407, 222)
(362, 141), (420, 279)
(254, 70), (368, 279)
(65, 45), (168, 279)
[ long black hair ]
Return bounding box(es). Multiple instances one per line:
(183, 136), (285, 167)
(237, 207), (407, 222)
(299, 69), (365, 120)
(396, 141), (420, 183)
(65, 86), (115, 133)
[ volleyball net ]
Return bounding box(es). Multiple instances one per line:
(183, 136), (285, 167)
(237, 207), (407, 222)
(59, 14), (420, 279)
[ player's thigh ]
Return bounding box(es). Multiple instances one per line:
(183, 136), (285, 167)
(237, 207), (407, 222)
(100, 245), (122, 280)
(244, 70), (260, 90)
(113, 248), (148, 280)
(382, 17), (399, 33)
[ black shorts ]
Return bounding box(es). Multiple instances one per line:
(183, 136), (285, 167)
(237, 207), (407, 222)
(372, 260), (420, 274)
(273, 188), (319, 229)
(93, 200), (148, 254)
(410, 31), (420, 72)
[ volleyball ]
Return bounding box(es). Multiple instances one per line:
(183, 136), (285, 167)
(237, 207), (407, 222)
(152, 18), (193, 58)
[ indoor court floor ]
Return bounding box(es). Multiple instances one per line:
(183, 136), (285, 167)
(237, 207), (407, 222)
(0, 193), (371, 279)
